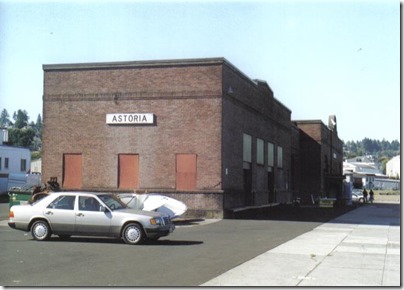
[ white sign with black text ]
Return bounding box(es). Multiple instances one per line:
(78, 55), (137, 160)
(106, 113), (154, 125)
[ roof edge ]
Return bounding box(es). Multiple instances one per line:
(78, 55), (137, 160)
(43, 57), (227, 71)
(292, 120), (324, 124)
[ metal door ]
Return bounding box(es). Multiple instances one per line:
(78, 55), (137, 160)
(63, 154), (82, 189)
(118, 154), (139, 189)
(176, 154), (197, 190)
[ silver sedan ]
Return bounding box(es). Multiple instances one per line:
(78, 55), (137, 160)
(8, 192), (175, 245)
(351, 189), (364, 203)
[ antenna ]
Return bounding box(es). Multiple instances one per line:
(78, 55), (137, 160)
(328, 115), (337, 131)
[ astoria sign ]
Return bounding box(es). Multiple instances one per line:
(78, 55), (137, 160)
(106, 113), (154, 125)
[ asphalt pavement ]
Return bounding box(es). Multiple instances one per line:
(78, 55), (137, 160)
(202, 201), (401, 287)
(1, 201), (400, 286)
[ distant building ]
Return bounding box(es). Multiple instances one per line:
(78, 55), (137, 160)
(343, 155), (400, 190)
(346, 155), (375, 163)
(0, 128), (32, 193)
(292, 119), (344, 203)
(1, 128), (8, 143)
(343, 161), (382, 176)
(386, 155), (400, 179)
(31, 158), (42, 174)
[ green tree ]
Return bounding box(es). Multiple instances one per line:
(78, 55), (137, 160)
(35, 114), (42, 138)
(28, 114), (43, 150)
(13, 110), (29, 129)
(0, 109), (11, 127)
(344, 138), (400, 161)
(8, 127), (36, 148)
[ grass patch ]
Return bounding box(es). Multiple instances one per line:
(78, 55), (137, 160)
(374, 190), (401, 196)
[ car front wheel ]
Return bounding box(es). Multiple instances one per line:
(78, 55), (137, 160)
(31, 220), (52, 241)
(122, 223), (144, 245)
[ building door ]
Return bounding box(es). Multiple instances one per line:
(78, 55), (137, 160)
(176, 154), (197, 190)
(118, 154), (139, 189)
(267, 170), (275, 203)
(243, 165), (253, 206)
(63, 154), (82, 189)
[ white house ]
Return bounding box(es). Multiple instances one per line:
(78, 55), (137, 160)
(30, 158), (42, 174)
(343, 160), (383, 176)
(386, 155), (400, 179)
(344, 155), (400, 190)
(0, 128), (32, 193)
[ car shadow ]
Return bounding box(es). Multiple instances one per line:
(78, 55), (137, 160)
(173, 218), (206, 226)
(44, 236), (203, 246)
(145, 239), (204, 246)
(45, 236), (123, 244)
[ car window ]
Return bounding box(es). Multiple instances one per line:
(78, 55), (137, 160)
(47, 195), (76, 210)
(98, 194), (127, 210)
(79, 196), (102, 212)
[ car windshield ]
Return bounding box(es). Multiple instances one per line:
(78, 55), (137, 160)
(98, 194), (128, 210)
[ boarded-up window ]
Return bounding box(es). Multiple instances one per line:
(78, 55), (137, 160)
(176, 154), (197, 190)
(257, 138), (264, 165)
(268, 142), (274, 168)
(118, 154), (139, 189)
(277, 146), (283, 168)
(243, 134), (252, 163)
(63, 154), (82, 189)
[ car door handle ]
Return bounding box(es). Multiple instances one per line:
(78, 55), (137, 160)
(45, 211), (53, 215)
(76, 213), (84, 217)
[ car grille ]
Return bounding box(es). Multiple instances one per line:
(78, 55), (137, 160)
(163, 216), (171, 225)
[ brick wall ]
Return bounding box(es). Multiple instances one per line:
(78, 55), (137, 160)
(294, 120), (344, 203)
(221, 62), (292, 208)
(42, 58), (328, 216)
(43, 61), (224, 215)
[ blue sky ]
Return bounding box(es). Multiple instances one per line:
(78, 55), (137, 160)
(0, 0), (400, 142)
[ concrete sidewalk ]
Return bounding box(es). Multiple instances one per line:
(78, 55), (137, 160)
(202, 202), (401, 287)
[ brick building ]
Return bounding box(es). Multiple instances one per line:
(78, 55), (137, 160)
(42, 57), (345, 217)
(42, 58), (295, 217)
(292, 117), (344, 204)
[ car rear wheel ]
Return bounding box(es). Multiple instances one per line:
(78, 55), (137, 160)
(31, 220), (52, 241)
(122, 223), (144, 245)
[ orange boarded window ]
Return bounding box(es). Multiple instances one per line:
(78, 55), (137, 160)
(118, 154), (139, 189)
(176, 154), (197, 190)
(63, 154), (82, 189)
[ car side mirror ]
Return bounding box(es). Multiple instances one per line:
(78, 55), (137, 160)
(100, 205), (108, 212)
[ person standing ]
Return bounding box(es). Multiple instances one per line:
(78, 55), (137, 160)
(369, 189), (374, 203)
(363, 188), (368, 203)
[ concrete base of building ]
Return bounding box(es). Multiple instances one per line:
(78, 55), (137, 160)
(183, 209), (224, 219)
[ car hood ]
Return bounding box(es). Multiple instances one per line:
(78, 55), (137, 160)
(114, 208), (166, 217)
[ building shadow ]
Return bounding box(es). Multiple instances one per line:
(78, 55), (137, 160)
(229, 202), (400, 226)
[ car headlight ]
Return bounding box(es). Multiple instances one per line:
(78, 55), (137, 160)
(150, 217), (163, 225)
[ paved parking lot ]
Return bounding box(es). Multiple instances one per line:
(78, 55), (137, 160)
(1, 200), (399, 286)
(0, 209), (322, 286)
